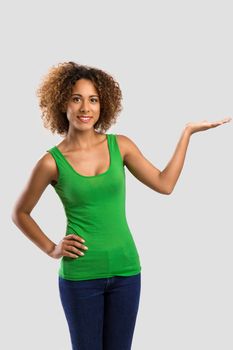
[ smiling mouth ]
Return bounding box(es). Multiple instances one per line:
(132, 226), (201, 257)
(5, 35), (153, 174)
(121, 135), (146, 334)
(78, 116), (93, 122)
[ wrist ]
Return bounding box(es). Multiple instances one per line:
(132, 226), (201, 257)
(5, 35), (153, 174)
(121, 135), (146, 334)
(183, 125), (193, 137)
(45, 243), (57, 258)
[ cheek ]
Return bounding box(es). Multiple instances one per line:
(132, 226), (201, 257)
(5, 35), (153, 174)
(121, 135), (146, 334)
(94, 104), (101, 114)
(66, 104), (76, 117)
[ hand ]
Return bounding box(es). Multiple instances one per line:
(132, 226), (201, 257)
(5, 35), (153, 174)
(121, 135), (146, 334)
(48, 234), (88, 259)
(185, 117), (232, 135)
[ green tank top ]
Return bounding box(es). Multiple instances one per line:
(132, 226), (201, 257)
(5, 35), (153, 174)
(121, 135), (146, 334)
(46, 133), (141, 281)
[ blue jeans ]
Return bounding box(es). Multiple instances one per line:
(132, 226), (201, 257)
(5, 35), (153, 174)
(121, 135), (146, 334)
(58, 273), (141, 350)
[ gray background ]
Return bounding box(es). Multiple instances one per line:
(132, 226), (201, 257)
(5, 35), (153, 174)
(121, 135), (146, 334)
(1, 0), (232, 349)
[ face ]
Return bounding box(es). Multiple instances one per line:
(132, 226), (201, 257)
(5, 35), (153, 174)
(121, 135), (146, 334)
(65, 78), (100, 130)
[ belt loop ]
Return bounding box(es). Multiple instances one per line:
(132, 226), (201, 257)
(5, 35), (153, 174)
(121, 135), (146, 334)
(105, 277), (110, 289)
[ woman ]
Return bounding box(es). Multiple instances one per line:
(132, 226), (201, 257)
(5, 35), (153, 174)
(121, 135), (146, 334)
(11, 61), (231, 350)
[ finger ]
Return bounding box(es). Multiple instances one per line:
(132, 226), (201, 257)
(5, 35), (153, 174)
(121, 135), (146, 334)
(66, 245), (85, 256)
(212, 117), (231, 125)
(214, 119), (230, 126)
(74, 241), (88, 250)
(63, 250), (80, 259)
(211, 121), (223, 126)
(222, 117), (232, 123)
(208, 119), (226, 127)
(66, 240), (88, 251)
(65, 234), (85, 242)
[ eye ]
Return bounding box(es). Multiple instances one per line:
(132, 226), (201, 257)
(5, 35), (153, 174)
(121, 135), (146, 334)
(91, 98), (99, 103)
(72, 97), (80, 102)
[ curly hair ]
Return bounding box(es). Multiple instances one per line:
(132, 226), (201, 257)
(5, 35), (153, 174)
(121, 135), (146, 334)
(36, 61), (123, 136)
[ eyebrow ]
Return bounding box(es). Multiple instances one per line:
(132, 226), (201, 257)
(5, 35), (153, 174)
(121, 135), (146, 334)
(71, 93), (99, 97)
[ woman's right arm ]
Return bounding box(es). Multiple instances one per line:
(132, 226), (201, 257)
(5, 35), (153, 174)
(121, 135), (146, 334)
(11, 154), (87, 259)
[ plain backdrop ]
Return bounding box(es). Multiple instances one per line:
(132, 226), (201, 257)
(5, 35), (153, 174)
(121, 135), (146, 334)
(1, 0), (232, 349)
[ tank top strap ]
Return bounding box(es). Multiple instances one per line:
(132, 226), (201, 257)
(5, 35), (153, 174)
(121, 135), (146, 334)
(46, 146), (66, 165)
(46, 146), (70, 186)
(109, 133), (124, 166)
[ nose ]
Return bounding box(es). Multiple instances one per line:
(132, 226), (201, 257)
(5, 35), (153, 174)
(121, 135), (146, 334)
(79, 99), (90, 113)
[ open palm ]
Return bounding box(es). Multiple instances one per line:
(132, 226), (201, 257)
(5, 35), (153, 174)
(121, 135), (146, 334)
(186, 117), (232, 135)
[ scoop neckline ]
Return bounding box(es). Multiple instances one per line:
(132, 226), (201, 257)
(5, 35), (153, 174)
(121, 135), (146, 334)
(53, 133), (112, 178)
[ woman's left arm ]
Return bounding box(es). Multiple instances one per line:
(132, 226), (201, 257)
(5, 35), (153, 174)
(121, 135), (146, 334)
(119, 117), (231, 195)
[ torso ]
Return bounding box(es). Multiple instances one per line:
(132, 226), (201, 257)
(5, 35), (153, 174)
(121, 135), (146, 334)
(47, 134), (126, 185)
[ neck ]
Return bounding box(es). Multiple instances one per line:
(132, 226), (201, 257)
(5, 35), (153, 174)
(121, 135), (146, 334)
(64, 128), (104, 150)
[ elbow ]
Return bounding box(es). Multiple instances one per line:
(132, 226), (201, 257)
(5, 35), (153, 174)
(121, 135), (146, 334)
(11, 202), (31, 224)
(153, 184), (173, 195)
(157, 174), (174, 195)
(11, 209), (25, 225)
(154, 187), (173, 195)
(11, 210), (19, 225)
(161, 185), (174, 195)
(163, 188), (173, 195)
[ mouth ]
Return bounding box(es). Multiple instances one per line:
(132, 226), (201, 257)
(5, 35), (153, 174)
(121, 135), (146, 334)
(78, 116), (93, 123)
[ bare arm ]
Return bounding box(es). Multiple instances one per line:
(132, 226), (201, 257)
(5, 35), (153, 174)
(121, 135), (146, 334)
(11, 154), (87, 259)
(158, 127), (191, 194)
(119, 117), (231, 194)
(160, 117), (232, 193)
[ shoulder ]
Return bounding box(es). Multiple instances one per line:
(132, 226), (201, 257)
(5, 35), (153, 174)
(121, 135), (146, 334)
(115, 134), (140, 152)
(39, 151), (57, 168)
(115, 133), (133, 145)
(33, 151), (58, 183)
(114, 134), (142, 162)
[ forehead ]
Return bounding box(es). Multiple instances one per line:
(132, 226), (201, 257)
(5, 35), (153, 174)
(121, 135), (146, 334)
(72, 78), (98, 94)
